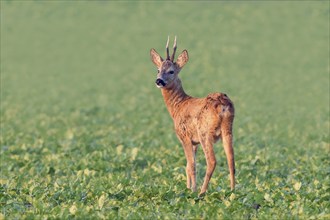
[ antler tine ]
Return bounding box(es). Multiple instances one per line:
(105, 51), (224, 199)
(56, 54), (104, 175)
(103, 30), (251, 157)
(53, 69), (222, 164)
(171, 36), (177, 61)
(166, 36), (170, 60)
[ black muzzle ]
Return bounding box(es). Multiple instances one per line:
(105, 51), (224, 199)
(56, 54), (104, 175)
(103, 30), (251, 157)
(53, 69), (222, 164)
(155, 78), (166, 87)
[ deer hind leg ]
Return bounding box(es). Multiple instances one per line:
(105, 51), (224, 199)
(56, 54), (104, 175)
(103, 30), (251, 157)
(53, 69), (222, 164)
(199, 136), (216, 196)
(181, 140), (197, 192)
(222, 127), (235, 190)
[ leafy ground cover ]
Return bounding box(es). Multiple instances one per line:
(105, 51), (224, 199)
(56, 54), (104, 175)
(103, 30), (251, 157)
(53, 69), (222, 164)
(1, 1), (329, 219)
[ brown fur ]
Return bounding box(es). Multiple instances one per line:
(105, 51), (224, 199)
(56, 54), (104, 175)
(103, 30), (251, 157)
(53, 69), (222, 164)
(150, 39), (235, 196)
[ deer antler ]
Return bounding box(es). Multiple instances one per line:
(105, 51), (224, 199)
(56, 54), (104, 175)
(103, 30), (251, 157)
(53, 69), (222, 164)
(171, 36), (177, 62)
(166, 36), (170, 60)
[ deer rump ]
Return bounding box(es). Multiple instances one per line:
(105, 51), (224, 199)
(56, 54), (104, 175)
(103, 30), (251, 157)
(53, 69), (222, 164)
(173, 92), (234, 146)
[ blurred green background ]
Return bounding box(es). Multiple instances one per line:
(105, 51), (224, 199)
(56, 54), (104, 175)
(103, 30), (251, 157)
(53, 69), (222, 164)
(1, 1), (329, 219)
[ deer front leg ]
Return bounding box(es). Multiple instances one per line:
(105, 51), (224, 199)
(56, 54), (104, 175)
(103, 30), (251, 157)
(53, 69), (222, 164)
(180, 140), (197, 192)
(199, 138), (216, 196)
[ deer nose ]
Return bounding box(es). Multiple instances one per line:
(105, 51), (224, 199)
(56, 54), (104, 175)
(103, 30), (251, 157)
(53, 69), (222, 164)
(155, 78), (166, 87)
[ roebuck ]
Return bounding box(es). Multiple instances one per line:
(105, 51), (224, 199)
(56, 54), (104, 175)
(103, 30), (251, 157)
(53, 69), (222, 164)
(150, 36), (235, 196)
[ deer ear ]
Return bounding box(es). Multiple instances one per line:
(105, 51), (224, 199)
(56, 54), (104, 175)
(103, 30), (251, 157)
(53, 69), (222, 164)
(176, 50), (189, 68)
(150, 49), (163, 68)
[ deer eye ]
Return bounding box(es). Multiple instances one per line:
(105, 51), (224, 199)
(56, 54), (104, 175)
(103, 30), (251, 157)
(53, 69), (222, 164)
(168, 70), (174, 74)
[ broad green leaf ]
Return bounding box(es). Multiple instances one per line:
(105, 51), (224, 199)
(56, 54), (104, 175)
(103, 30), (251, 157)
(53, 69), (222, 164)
(116, 145), (124, 155)
(130, 147), (139, 161)
(98, 194), (106, 210)
(229, 193), (236, 201)
(294, 182), (302, 191)
(264, 193), (274, 204)
(69, 204), (77, 215)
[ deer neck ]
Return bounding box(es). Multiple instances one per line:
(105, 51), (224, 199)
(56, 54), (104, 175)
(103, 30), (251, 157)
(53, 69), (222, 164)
(161, 78), (190, 118)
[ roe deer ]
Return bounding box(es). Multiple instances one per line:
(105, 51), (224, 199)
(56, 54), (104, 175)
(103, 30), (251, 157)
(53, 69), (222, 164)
(150, 36), (235, 196)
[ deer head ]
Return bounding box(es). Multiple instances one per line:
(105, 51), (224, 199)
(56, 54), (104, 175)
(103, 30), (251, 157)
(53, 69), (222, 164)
(150, 36), (189, 89)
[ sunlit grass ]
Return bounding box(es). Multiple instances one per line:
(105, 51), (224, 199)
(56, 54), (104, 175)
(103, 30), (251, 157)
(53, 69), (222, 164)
(1, 1), (329, 219)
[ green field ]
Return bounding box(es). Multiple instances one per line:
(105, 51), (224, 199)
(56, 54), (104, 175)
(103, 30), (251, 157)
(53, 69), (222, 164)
(1, 1), (329, 219)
